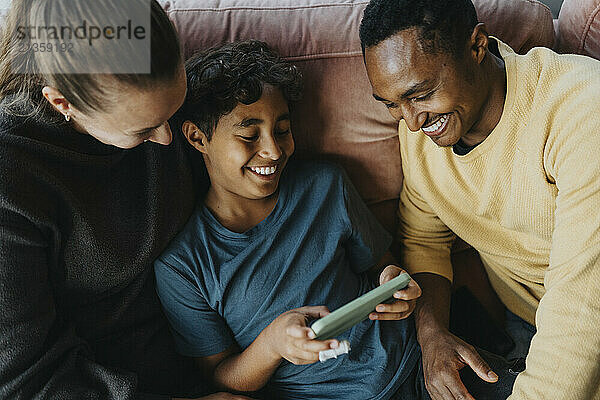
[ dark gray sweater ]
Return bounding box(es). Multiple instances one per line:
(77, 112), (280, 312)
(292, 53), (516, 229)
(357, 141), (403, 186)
(0, 113), (205, 399)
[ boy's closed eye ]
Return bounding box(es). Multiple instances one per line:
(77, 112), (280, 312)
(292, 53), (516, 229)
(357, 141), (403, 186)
(238, 129), (290, 142)
(275, 126), (291, 136)
(238, 133), (259, 142)
(275, 118), (292, 136)
(236, 120), (291, 142)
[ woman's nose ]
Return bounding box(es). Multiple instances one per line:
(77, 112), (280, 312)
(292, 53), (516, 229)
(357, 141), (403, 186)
(147, 123), (173, 146)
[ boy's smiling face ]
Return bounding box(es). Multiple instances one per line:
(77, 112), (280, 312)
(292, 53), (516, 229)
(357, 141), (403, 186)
(192, 85), (294, 203)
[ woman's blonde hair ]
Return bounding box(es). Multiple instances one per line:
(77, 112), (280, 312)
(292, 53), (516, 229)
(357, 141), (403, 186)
(0, 0), (182, 124)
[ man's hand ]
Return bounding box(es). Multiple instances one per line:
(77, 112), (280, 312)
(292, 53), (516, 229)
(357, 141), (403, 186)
(420, 328), (498, 400)
(369, 265), (422, 321)
(262, 306), (339, 365)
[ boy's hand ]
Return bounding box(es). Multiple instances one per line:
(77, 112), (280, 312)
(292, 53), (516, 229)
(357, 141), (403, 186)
(369, 265), (422, 321)
(263, 306), (339, 365)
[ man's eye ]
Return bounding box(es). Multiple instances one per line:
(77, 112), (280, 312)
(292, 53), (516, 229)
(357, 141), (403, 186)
(239, 135), (258, 142)
(411, 92), (433, 102)
(385, 103), (398, 109)
(275, 129), (290, 136)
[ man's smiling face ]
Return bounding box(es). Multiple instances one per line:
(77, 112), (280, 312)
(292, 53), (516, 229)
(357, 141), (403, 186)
(364, 28), (489, 147)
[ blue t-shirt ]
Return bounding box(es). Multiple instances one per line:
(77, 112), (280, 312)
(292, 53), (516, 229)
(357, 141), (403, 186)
(154, 160), (420, 400)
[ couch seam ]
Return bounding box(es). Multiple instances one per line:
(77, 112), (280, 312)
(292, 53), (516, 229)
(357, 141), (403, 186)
(522, 0), (551, 15)
(166, 3), (368, 13)
(285, 51), (363, 61)
(535, 3), (555, 48)
(577, 2), (600, 53)
(182, 46), (363, 61)
(516, 0), (553, 50)
(171, 3), (367, 59)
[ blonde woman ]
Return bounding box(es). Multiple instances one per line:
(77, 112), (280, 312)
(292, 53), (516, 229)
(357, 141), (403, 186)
(0, 1), (250, 399)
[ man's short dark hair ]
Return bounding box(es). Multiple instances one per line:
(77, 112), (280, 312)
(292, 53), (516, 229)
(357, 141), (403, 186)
(359, 0), (478, 57)
(175, 40), (302, 141)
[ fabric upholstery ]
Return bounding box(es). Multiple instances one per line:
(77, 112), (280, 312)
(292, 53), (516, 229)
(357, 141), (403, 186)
(474, 0), (555, 51)
(159, 0), (556, 233)
(160, 0), (400, 232)
(557, 0), (600, 59)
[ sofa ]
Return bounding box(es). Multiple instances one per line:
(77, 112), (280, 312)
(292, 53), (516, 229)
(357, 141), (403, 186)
(161, 0), (600, 313)
(0, 0), (595, 232)
(160, 0), (599, 232)
(0, 0), (594, 321)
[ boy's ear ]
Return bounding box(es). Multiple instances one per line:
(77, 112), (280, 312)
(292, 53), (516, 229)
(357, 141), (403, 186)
(182, 120), (209, 153)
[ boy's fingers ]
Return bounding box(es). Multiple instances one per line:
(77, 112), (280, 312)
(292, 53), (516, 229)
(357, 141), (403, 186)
(375, 301), (410, 314)
(297, 305), (330, 319)
(290, 346), (320, 363)
(369, 311), (412, 320)
(300, 338), (338, 353)
(393, 280), (422, 300)
(379, 265), (401, 285)
(286, 325), (314, 338)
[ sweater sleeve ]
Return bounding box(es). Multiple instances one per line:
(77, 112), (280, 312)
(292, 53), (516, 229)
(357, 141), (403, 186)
(397, 135), (456, 282)
(0, 209), (167, 400)
(508, 120), (600, 399)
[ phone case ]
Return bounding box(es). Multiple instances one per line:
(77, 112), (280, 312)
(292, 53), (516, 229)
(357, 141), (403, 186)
(311, 273), (412, 340)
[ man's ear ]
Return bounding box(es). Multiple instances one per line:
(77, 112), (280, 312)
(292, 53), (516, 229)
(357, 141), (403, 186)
(469, 23), (489, 65)
(41, 86), (73, 119)
(182, 120), (209, 154)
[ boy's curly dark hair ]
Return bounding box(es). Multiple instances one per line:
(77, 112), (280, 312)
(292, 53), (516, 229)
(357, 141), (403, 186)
(175, 40), (303, 141)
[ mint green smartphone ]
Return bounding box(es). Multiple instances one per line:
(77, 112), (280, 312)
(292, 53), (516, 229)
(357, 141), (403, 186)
(310, 273), (412, 340)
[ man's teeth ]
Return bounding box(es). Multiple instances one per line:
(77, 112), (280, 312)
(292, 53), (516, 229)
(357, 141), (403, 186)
(422, 114), (448, 133)
(249, 166), (277, 175)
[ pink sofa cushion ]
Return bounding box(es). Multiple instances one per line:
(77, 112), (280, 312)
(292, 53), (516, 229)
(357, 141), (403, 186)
(557, 0), (600, 59)
(475, 0), (555, 52)
(161, 0), (402, 233)
(159, 0), (556, 232)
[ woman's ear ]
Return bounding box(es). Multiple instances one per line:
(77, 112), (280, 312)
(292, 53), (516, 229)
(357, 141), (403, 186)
(41, 86), (73, 119)
(182, 120), (209, 153)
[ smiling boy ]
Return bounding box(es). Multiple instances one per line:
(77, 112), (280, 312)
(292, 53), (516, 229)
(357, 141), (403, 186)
(154, 40), (521, 400)
(153, 40), (429, 399)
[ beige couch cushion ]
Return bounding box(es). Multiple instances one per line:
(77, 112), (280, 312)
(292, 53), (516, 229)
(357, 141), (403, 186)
(475, 0), (555, 51)
(557, 0), (600, 59)
(160, 0), (555, 233)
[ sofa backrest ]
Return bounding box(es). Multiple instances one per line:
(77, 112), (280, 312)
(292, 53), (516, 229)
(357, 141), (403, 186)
(160, 0), (555, 233)
(557, 0), (600, 59)
(161, 0), (401, 232)
(476, 0), (555, 51)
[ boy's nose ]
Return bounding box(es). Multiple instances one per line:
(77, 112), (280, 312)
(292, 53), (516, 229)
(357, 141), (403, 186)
(258, 135), (282, 160)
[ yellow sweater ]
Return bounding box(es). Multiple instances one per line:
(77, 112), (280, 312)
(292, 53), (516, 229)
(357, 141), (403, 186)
(397, 39), (600, 400)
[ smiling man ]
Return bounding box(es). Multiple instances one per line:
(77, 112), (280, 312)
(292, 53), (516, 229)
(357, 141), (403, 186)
(360, 0), (600, 400)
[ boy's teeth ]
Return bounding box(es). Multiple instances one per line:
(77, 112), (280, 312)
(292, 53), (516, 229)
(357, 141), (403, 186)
(250, 166), (277, 175)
